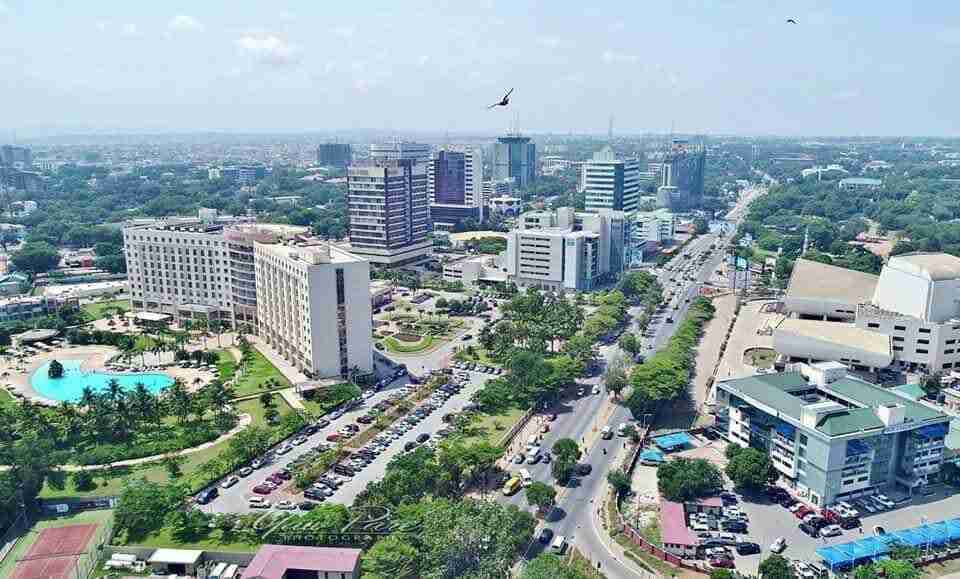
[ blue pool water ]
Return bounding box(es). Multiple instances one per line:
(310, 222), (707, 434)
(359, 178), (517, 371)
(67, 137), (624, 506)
(31, 360), (174, 402)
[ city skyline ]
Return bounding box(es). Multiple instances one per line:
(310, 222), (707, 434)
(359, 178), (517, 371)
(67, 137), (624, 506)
(3, 1), (960, 137)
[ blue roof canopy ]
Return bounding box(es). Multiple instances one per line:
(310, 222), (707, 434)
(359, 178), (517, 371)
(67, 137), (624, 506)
(653, 432), (693, 451)
(818, 517), (960, 569)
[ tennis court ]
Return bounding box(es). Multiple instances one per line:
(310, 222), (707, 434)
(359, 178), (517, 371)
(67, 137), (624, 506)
(0, 510), (113, 579)
(11, 524), (98, 579)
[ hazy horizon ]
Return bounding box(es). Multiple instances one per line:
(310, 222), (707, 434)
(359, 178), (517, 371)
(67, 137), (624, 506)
(4, 0), (960, 138)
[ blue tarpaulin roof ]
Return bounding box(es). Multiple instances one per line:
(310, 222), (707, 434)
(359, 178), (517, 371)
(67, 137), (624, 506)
(917, 422), (949, 439)
(818, 517), (960, 569)
(653, 432), (693, 451)
(775, 421), (796, 438)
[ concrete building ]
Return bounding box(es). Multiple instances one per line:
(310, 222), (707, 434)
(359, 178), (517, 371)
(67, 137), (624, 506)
(657, 140), (705, 212)
(715, 363), (950, 506)
(581, 147), (642, 213)
(784, 258), (878, 322)
(503, 207), (628, 290)
(427, 148), (484, 230)
(442, 255), (507, 289)
(631, 210), (677, 243)
(254, 241), (373, 379)
(0, 145), (32, 169)
(482, 178), (515, 206)
(784, 253), (960, 373)
(369, 141), (430, 163)
(347, 161), (431, 265)
(839, 177), (882, 191)
(773, 318), (893, 371)
(317, 143), (352, 168)
(487, 195), (521, 215)
(124, 217), (308, 329)
(492, 134), (537, 188)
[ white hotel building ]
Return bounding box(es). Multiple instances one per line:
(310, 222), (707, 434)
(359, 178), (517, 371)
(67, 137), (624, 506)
(124, 216), (373, 379)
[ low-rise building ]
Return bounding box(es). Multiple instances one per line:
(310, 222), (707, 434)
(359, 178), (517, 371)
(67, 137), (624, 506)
(773, 318), (893, 371)
(715, 363), (950, 506)
(442, 255), (507, 289)
(243, 545), (362, 579)
(839, 177), (882, 191)
(784, 258), (879, 322)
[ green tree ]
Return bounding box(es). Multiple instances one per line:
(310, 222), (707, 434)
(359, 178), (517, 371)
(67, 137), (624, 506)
(229, 425), (272, 462)
(725, 446), (777, 491)
(758, 554), (795, 579)
(551, 438), (580, 483)
(524, 481), (557, 513)
(48, 359), (64, 379)
(657, 458), (723, 502)
(72, 470), (95, 491)
(523, 553), (591, 579)
(11, 242), (61, 274)
(607, 470), (632, 498)
(363, 535), (419, 579)
(710, 570), (735, 579)
(618, 333), (642, 357)
(115, 479), (186, 540)
(693, 216), (709, 234)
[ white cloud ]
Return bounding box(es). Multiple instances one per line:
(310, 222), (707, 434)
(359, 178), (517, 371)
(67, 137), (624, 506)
(537, 36), (561, 49)
(120, 23), (139, 36)
(168, 14), (203, 32)
(236, 32), (300, 66)
(601, 50), (639, 64)
(333, 25), (356, 39)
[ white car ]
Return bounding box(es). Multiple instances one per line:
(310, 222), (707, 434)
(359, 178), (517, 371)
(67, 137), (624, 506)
(770, 537), (787, 554)
(875, 493), (895, 509)
(592, 385), (601, 395)
(820, 524), (842, 538)
(248, 497), (271, 508)
(275, 500), (296, 510)
(220, 475), (239, 489)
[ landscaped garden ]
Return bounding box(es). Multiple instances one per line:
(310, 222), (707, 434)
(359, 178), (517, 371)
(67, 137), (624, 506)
(743, 346), (777, 369)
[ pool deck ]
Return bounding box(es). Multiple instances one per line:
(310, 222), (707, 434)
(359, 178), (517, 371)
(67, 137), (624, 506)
(0, 345), (215, 405)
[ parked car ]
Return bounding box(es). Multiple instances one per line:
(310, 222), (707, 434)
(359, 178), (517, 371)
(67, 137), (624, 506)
(538, 528), (555, 544)
(220, 476), (239, 489)
(721, 520), (747, 533)
(820, 525), (842, 538)
(196, 488), (218, 504)
(248, 497), (271, 509)
(708, 557), (735, 569)
(799, 522), (819, 538)
(275, 500), (297, 510)
(770, 537), (787, 554)
(735, 542), (760, 555)
(238, 467), (254, 478)
(252, 484), (274, 495)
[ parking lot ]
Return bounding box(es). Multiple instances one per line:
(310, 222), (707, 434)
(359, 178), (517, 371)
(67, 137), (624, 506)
(199, 367), (494, 513)
(723, 484), (960, 576)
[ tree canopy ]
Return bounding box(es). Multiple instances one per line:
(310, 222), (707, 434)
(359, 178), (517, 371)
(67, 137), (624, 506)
(657, 458), (723, 502)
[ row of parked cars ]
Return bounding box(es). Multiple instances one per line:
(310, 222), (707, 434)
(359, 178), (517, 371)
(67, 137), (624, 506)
(451, 360), (502, 375)
(692, 491), (758, 569)
(302, 379), (468, 503)
(766, 486), (863, 542)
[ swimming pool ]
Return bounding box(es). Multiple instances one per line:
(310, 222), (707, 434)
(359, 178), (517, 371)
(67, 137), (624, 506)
(31, 360), (174, 402)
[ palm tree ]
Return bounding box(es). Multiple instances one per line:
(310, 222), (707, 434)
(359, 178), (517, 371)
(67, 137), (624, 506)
(106, 379), (122, 409)
(167, 379), (192, 424)
(131, 382), (154, 425)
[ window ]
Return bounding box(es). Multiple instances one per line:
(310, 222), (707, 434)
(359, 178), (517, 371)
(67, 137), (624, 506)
(867, 322), (880, 328)
(918, 339), (930, 345)
(948, 340), (957, 345)
(893, 346), (904, 351)
(893, 336), (904, 342)
(917, 349), (929, 354)
(799, 434), (808, 446)
(946, 349), (956, 355)
(919, 328), (932, 334)
(894, 325), (906, 331)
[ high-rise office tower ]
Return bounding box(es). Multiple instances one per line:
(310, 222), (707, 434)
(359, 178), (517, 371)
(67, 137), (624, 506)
(493, 134), (537, 188)
(316, 143), (352, 168)
(427, 147), (485, 230)
(0, 145), (32, 169)
(347, 160), (431, 265)
(657, 140), (705, 212)
(581, 147), (641, 213)
(369, 141), (431, 164)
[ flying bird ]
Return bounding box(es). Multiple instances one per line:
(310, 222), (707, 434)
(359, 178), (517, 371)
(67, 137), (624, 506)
(786, 18), (797, 24)
(488, 88), (514, 109)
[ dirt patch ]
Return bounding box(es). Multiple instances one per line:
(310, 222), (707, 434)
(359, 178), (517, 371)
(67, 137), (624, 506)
(394, 333), (422, 343)
(743, 347), (776, 369)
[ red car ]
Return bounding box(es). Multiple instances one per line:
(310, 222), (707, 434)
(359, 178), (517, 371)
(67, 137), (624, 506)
(709, 558), (735, 569)
(822, 509), (841, 524)
(326, 432), (343, 442)
(252, 484), (274, 495)
(795, 506), (813, 519)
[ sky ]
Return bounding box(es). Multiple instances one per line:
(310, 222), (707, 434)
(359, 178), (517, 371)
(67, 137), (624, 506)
(2, 0), (960, 137)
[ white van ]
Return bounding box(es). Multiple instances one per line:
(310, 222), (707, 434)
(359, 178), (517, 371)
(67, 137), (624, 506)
(519, 468), (533, 486)
(526, 446), (541, 464)
(601, 426), (613, 440)
(550, 535), (568, 554)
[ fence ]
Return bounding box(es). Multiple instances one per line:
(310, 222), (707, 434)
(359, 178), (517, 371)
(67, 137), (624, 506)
(496, 407), (535, 448)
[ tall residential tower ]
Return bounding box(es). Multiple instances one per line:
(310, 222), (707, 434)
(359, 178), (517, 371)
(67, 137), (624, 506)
(581, 147), (641, 213)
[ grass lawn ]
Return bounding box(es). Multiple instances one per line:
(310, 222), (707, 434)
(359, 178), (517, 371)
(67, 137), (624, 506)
(0, 509), (115, 579)
(455, 346), (500, 366)
(382, 335), (437, 354)
(0, 388), (14, 409)
(126, 525), (260, 553)
(81, 299), (130, 321)
(217, 349), (237, 383)
(231, 350), (291, 397)
(457, 406), (526, 448)
(39, 396), (294, 499)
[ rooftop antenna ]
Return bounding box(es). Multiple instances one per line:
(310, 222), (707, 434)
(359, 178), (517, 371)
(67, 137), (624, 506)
(608, 115), (614, 141)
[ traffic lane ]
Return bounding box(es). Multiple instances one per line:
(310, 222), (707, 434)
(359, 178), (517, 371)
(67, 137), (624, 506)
(500, 389), (609, 509)
(207, 375), (415, 513)
(328, 374), (488, 504)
